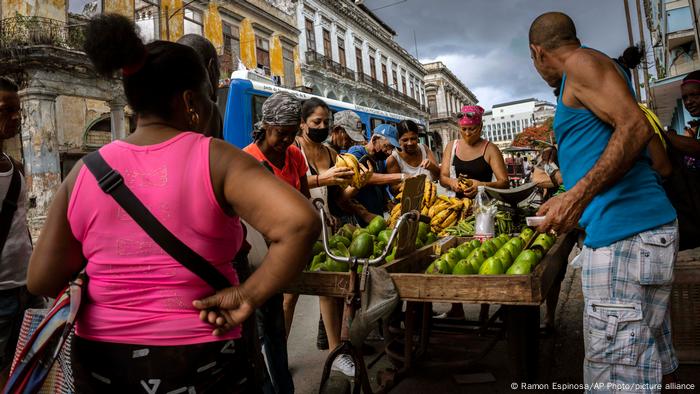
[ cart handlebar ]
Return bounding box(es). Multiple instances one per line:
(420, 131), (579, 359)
(313, 198), (423, 266)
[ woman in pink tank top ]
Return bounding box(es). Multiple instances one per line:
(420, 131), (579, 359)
(26, 14), (319, 393)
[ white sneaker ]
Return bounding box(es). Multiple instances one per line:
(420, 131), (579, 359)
(331, 354), (356, 377)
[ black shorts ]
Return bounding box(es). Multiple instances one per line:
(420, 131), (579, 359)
(72, 336), (257, 393)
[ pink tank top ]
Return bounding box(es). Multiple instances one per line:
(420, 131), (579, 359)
(68, 132), (243, 346)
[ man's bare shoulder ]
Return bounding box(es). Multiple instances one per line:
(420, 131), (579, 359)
(564, 48), (616, 85)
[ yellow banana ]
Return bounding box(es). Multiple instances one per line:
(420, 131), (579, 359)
(441, 210), (459, 228)
(423, 182), (431, 206)
(428, 201), (449, 217)
(430, 183), (437, 205)
(421, 205), (429, 216)
(431, 208), (452, 227)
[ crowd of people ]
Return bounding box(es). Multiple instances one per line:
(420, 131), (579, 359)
(0, 9), (695, 394)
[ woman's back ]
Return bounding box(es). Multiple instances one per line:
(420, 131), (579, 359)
(68, 132), (243, 345)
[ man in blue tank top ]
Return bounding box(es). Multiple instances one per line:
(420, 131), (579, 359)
(529, 12), (678, 391)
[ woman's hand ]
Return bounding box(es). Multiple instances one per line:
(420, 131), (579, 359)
(449, 178), (463, 193)
(318, 166), (354, 187)
(462, 180), (481, 198)
(419, 159), (437, 171)
(193, 286), (256, 336)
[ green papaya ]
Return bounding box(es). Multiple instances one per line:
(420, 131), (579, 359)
(367, 216), (388, 236)
(349, 233), (373, 258)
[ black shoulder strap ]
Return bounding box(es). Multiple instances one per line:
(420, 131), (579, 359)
(82, 151), (231, 291)
(0, 167), (22, 254)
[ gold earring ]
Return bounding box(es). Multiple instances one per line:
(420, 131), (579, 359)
(188, 108), (200, 129)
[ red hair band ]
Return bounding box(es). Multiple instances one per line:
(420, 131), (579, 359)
(681, 79), (700, 87)
(122, 49), (148, 77)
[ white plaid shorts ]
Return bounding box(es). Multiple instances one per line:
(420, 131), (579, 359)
(579, 220), (678, 394)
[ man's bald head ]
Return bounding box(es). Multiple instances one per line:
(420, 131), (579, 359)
(177, 34), (220, 100)
(529, 12), (580, 50)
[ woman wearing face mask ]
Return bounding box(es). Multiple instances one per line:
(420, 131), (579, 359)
(294, 98), (357, 376)
(440, 105), (509, 198)
(387, 119), (440, 181)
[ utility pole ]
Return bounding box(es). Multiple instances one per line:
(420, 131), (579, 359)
(636, 0), (653, 105)
(624, 0), (642, 100)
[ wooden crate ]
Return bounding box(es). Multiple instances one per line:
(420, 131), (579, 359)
(382, 231), (577, 305)
(671, 249), (700, 364)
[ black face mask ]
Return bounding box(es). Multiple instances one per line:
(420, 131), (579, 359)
(307, 127), (329, 143)
(373, 150), (389, 161)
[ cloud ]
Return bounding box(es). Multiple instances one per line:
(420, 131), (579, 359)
(373, 0), (647, 109)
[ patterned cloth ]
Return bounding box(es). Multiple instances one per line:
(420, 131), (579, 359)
(261, 92), (301, 126)
(579, 220), (678, 393)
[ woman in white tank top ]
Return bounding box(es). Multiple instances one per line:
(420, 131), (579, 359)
(386, 120), (440, 182)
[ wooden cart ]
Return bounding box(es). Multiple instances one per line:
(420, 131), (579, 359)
(284, 231), (577, 388)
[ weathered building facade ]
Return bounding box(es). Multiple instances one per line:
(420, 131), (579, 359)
(423, 61), (477, 151)
(0, 0), (301, 235)
(295, 0), (428, 120)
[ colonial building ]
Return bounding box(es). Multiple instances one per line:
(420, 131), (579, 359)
(0, 0), (301, 235)
(482, 98), (555, 150)
(295, 0), (428, 120)
(645, 0), (700, 131)
(423, 61), (478, 151)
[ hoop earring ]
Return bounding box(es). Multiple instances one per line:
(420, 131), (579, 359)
(188, 108), (200, 129)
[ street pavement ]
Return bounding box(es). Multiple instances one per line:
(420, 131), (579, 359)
(288, 264), (700, 393)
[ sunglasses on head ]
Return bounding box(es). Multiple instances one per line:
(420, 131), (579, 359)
(456, 112), (478, 119)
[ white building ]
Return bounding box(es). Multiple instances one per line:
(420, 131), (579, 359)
(423, 61), (478, 151)
(295, 0), (428, 120)
(482, 98), (555, 149)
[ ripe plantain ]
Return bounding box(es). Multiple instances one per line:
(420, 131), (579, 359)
(440, 210), (459, 229)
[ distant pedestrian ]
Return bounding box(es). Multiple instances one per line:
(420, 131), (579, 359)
(0, 77), (44, 385)
(529, 12), (678, 389)
(328, 110), (366, 153)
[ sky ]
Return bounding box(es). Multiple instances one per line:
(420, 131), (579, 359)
(372, 0), (652, 110)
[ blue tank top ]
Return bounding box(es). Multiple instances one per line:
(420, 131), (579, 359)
(553, 68), (676, 248)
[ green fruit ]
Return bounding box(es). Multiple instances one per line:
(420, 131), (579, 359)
(479, 257), (505, 275)
(492, 238), (505, 249)
(520, 228), (534, 242)
(481, 241), (497, 256)
(499, 233), (510, 241)
(468, 247), (489, 264)
(532, 234), (553, 252)
(425, 232), (438, 244)
(469, 239), (481, 249)
(514, 249), (539, 267)
(336, 243), (350, 257)
(312, 241), (324, 256)
(494, 249), (513, 270)
(415, 238), (424, 249)
(456, 244), (473, 259)
(312, 262), (329, 272)
(425, 262), (437, 274)
(509, 237), (525, 249)
(532, 248), (544, 262)
(436, 259), (453, 274)
(378, 229), (392, 245)
(506, 261), (532, 275)
(337, 224), (356, 240)
(331, 235), (351, 249)
(504, 243), (520, 259)
(326, 259), (349, 272)
(367, 216), (388, 236)
(349, 233), (373, 258)
(353, 227), (369, 239)
(444, 252), (461, 269)
(385, 246), (397, 263)
(452, 260), (476, 275)
(467, 256), (482, 272)
(417, 222), (429, 243)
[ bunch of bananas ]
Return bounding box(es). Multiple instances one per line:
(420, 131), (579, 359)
(457, 175), (473, 192)
(429, 197), (472, 235)
(335, 153), (373, 189)
(389, 181), (437, 226)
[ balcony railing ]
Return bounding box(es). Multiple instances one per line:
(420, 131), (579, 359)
(305, 51), (356, 81)
(0, 16), (85, 50)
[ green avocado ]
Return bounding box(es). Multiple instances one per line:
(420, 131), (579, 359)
(452, 259), (476, 275)
(337, 224), (356, 240)
(425, 232), (438, 244)
(367, 216), (388, 236)
(479, 257), (504, 275)
(349, 233), (373, 258)
(506, 261), (532, 275)
(417, 222), (430, 243)
(378, 229), (392, 245)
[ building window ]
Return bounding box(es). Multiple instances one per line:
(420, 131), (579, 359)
(392, 68), (398, 90)
(410, 80), (415, 99)
(667, 6), (693, 33)
(221, 23), (240, 76)
(256, 36), (270, 74)
(322, 29), (331, 58)
(184, 7), (203, 36)
(428, 95), (437, 115)
(382, 63), (388, 86)
(401, 72), (407, 95)
(134, 0), (160, 42)
(305, 18), (316, 52)
(355, 47), (363, 74)
(283, 47), (296, 87)
(337, 37), (346, 67)
(369, 55), (377, 79)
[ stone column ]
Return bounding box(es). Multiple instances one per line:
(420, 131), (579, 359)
(109, 98), (128, 140)
(19, 90), (61, 237)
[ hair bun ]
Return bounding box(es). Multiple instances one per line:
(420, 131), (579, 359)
(84, 13), (146, 76)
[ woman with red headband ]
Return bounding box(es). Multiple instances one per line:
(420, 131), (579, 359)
(440, 105), (509, 198)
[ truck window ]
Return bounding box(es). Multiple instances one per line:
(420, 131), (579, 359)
(251, 94), (267, 124)
(370, 117), (384, 131)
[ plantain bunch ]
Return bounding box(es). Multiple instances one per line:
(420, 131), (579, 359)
(335, 153), (373, 189)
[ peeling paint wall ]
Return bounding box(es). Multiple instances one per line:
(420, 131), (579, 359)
(160, 0), (184, 41)
(2, 0), (67, 22)
(56, 96), (109, 150)
(270, 35), (284, 77)
(103, 0), (134, 17)
(4, 136), (23, 163)
(239, 18), (257, 70)
(294, 46), (303, 87)
(203, 1), (223, 54)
